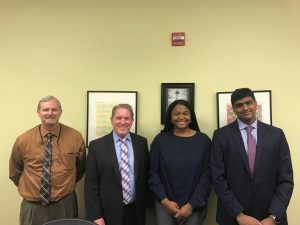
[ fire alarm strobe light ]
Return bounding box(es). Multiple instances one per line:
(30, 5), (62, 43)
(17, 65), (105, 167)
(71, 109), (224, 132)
(171, 32), (185, 46)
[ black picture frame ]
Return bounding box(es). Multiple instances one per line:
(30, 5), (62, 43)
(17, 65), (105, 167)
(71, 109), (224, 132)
(216, 90), (272, 128)
(161, 83), (195, 124)
(87, 91), (137, 146)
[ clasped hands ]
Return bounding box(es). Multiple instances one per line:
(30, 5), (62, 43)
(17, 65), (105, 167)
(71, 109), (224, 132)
(236, 213), (277, 225)
(161, 198), (193, 224)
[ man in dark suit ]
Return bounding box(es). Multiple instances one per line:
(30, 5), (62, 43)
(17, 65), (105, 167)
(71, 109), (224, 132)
(85, 103), (150, 225)
(211, 88), (293, 225)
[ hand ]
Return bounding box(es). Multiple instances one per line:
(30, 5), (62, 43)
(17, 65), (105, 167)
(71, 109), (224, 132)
(93, 218), (105, 225)
(161, 198), (180, 215)
(260, 216), (276, 225)
(175, 203), (193, 223)
(236, 213), (262, 225)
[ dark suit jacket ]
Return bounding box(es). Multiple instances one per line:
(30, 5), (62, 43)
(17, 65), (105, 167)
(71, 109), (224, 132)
(211, 120), (293, 225)
(85, 132), (150, 225)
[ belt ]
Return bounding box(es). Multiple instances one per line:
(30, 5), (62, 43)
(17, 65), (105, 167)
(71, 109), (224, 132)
(123, 202), (135, 208)
(26, 191), (75, 204)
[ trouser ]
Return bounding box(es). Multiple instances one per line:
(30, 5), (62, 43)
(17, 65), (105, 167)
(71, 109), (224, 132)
(20, 191), (78, 225)
(154, 201), (207, 225)
(123, 203), (137, 225)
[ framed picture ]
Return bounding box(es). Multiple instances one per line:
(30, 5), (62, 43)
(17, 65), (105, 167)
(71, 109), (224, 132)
(217, 90), (272, 128)
(87, 91), (137, 146)
(161, 83), (195, 124)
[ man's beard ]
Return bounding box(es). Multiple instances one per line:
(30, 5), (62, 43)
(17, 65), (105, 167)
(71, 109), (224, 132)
(45, 118), (58, 125)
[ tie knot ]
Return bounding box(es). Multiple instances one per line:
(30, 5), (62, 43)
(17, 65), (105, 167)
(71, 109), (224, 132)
(121, 137), (127, 143)
(246, 126), (253, 133)
(47, 133), (53, 141)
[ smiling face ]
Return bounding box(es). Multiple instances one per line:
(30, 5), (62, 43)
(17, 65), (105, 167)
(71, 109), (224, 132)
(232, 96), (257, 125)
(37, 99), (62, 128)
(110, 107), (134, 138)
(171, 104), (191, 131)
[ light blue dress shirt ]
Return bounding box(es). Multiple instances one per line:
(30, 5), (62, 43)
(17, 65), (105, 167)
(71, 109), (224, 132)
(237, 119), (258, 154)
(113, 132), (135, 203)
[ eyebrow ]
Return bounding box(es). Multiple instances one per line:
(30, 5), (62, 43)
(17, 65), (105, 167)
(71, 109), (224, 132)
(234, 100), (255, 107)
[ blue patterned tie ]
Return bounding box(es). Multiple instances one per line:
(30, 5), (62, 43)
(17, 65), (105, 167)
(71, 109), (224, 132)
(120, 138), (130, 204)
(40, 133), (52, 205)
(246, 126), (256, 176)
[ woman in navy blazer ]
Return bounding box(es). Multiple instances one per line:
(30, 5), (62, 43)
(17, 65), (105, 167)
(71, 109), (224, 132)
(149, 100), (211, 225)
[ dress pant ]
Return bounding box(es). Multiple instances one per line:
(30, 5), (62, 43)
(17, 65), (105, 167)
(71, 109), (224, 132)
(123, 203), (137, 225)
(20, 191), (78, 225)
(154, 201), (207, 225)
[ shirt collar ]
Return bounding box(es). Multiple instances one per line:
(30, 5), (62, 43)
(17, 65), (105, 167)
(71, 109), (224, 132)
(237, 119), (258, 130)
(40, 123), (61, 137)
(112, 131), (132, 143)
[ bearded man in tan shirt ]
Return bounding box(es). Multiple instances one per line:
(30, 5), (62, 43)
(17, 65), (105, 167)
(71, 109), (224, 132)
(9, 95), (86, 225)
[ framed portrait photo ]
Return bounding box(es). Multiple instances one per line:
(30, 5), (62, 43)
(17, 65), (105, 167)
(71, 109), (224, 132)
(217, 90), (272, 128)
(161, 83), (195, 124)
(87, 91), (137, 146)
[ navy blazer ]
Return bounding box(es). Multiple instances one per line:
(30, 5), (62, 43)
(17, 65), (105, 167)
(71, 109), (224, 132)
(84, 132), (150, 225)
(211, 120), (293, 225)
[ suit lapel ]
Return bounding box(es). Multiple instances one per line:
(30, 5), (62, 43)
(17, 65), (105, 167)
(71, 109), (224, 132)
(106, 132), (121, 182)
(230, 121), (251, 175)
(130, 133), (140, 183)
(254, 121), (264, 173)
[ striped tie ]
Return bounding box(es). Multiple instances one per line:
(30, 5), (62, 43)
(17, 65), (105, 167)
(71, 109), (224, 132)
(246, 126), (256, 176)
(40, 133), (52, 206)
(120, 138), (131, 204)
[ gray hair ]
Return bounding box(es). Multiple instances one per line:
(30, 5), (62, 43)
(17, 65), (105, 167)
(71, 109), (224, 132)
(111, 104), (134, 119)
(37, 95), (62, 111)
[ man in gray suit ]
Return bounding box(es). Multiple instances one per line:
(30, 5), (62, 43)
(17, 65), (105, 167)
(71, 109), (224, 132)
(85, 104), (150, 225)
(211, 88), (293, 225)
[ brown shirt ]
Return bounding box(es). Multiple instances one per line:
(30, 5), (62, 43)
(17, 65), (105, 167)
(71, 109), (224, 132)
(9, 123), (86, 202)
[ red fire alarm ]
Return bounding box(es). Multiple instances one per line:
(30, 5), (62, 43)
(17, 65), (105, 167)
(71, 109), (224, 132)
(171, 32), (185, 46)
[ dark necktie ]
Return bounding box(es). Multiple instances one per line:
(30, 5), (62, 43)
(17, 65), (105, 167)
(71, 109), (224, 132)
(246, 126), (256, 176)
(120, 138), (130, 204)
(40, 133), (52, 206)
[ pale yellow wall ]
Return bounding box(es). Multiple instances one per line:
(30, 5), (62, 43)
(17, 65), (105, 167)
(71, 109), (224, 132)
(1, 0), (299, 224)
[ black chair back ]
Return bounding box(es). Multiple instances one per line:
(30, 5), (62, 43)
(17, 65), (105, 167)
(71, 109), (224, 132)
(43, 218), (96, 225)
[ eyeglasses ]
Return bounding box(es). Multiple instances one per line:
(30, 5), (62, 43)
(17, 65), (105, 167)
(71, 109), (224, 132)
(233, 100), (255, 109)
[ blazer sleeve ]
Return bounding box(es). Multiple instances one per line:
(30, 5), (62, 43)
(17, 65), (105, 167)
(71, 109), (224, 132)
(210, 129), (244, 218)
(148, 135), (168, 202)
(189, 136), (212, 209)
(268, 128), (294, 219)
(139, 136), (154, 208)
(84, 141), (103, 221)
